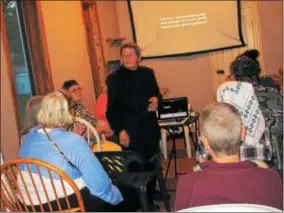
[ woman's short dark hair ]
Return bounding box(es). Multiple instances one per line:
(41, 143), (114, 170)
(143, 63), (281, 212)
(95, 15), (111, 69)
(62, 80), (78, 90)
(230, 50), (261, 83)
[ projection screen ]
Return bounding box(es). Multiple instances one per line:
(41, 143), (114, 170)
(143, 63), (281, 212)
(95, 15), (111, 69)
(128, 0), (245, 59)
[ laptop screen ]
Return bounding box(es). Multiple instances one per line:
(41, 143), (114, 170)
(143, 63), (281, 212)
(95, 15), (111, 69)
(158, 97), (188, 120)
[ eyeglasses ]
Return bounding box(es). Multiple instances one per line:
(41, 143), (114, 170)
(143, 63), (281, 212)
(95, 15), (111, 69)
(69, 87), (82, 94)
(121, 53), (137, 58)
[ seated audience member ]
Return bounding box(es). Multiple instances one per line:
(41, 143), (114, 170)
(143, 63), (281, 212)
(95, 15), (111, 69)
(217, 82), (271, 163)
(196, 81), (272, 164)
(95, 85), (117, 143)
(197, 51), (283, 170)
(18, 91), (138, 212)
(61, 80), (108, 134)
(20, 96), (44, 144)
(62, 80), (96, 125)
(229, 54), (283, 169)
(175, 103), (283, 211)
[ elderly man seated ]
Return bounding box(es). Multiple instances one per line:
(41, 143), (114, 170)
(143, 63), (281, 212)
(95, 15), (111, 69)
(174, 102), (283, 211)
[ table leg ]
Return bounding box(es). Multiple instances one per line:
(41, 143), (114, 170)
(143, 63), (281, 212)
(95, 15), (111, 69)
(165, 137), (174, 180)
(173, 137), (177, 178)
(194, 119), (200, 150)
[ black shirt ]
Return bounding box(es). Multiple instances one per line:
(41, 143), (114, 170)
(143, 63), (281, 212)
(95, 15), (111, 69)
(106, 65), (161, 157)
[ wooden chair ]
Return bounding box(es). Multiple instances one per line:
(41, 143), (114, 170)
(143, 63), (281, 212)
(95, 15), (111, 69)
(0, 158), (85, 212)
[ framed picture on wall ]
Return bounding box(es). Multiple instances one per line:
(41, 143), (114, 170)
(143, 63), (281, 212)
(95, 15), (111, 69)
(107, 60), (121, 74)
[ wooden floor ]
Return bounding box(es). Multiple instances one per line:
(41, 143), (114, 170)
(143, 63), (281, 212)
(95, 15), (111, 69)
(157, 138), (196, 212)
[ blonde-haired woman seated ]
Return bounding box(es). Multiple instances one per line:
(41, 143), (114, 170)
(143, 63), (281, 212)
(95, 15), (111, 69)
(18, 91), (138, 212)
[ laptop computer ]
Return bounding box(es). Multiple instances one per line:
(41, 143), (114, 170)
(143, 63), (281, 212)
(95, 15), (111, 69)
(158, 97), (189, 125)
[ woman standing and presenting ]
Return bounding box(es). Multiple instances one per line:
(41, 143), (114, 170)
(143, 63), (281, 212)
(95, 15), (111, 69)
(106, 42), (161, 210)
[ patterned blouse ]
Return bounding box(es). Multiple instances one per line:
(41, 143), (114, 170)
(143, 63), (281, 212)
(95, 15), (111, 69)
(71, 103), (97, 128)
(196, 82), (274, 164)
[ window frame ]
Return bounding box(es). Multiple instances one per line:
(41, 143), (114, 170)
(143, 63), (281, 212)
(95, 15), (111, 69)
(19, 0), (54, 95)
(9, 1), (37, 95)
(1, 0), (54, 135)
(1, 2), (22, 136)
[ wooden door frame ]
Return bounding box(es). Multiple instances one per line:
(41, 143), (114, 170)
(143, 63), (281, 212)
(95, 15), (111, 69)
(81, 1), (108, 98)
(210, 1), (265, 91)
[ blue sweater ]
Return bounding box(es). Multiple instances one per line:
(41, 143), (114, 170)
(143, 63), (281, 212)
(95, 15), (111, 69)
(18, 127), (123, 205)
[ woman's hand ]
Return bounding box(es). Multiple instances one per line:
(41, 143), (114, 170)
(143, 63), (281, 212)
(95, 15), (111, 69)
(148, 96), (159, 112)
(119, 130), (130, 148)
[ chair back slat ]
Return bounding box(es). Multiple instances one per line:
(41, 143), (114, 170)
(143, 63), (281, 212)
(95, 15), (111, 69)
(17, 164), (36, 211)
(5, 165), (27, 211)
(0, 158), (85, 212)
(1, 172), (24, 212)
(35, 165), (53, 211)
(47, 170), (61, 211)
(26, 164), (45, 212)
(1, 170), (16, 205)
(59, 176), (72, 209)
(0, 197), (6, 212)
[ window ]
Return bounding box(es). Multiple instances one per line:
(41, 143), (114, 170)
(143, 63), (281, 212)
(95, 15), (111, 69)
(2, 0), (54, 128)
(3, 0), (35, 126)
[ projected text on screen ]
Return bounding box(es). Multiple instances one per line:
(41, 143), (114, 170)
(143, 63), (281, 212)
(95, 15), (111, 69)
(129, 1), (245, 58)
(160, 13), (208, 30)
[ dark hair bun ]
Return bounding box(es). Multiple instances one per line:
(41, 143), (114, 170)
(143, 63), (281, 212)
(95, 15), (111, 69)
(230, 56), (261, 78)
(242, 49), (259, 60)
